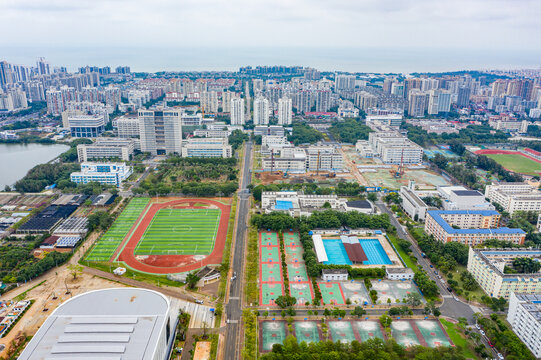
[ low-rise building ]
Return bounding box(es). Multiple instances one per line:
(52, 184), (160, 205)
(386, 267), (414, 280)
(77, 138), (135, 162)
(468, 248), (541, 299)
(261, 191), (348, 216)
(425, 210), (525, 246)
(261, 145), (343, 173)
(68, 114), (105, 138)
(322, 269), (348, 281)
(438, 186), (494, 211)
(254, 125), (285, 137)
(181, 137), (232, 158)
(400, 185), (430, 221)
(70, 162), (132, 187)
(507, 293), (541, 358)
(368, 132), (424, 164)
(485, 182), (541, 214)
(192, 129), (229, 138)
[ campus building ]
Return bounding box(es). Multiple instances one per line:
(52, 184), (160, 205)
(67, 114), (105, 138)
(468, 248), (541, 299)
(18, 288), (175, 360)
(365, 132), (424, 164)
(77, 138), (135, 162)
(261, 191), (348, 216)
(507, 293), (541, 358)
(424, 210), (526, 246)
(181, 137), (232, 158)
(400, 185), (430, 221)
(138, 109), (182, 155)
(261, 145), (344, 173)
(485, 182), (541, 214)
(70, 162), (132, 187)
(115, 115), (140, 138)
(438, 186), (494, 211)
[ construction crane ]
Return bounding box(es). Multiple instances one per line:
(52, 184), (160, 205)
(395, 149), (405, 178)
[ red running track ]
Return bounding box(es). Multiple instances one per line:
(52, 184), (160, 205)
(474, 149), (541, 164)
(118, 198), (231, 274)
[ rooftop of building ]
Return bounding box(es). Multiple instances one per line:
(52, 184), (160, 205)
(386, 267), (414, 274)
(18, 288), (170, 360)
(346, 200), (372, 209)
(453, 190), (484, 197)
(322, 268), (348, 275)
(427, 210), (525, 235)
(472, 248), (541, 278)
(514, 293), (541, 322)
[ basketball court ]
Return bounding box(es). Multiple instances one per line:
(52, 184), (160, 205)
(328, 321), (356, 344)
(289, 283), (313, 305)
(391, 321), (421, 347)
(341, 282), (372, 305)
(370, 280), (424, 304)
(261, 321), (287, 351)
(415, 320), (452, 348)
(318, 283), (346, 305)
(354, 321), (385, 342)
(259, 231), (285, 306)
(261, 263), (281, 283)
(293, 321), (320, 344)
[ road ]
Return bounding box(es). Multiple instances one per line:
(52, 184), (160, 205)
(224, 141), (252, 360)
(374, 200), (478, 323)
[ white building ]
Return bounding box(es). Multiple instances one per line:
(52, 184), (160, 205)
(181, 137), (232, 158)
(507, 293), (541, 358)
(193, 128), (229, 138)
(230, 98), (245, 125)
(18, 288), (174, 360)
(70, 162), (132, 187)
(368, 132), (424, 164)
(365, 114), (403, 127)
(322, 269), (349, 281)
(278, 96), (293, 125)
(408, 90), (428, 117)
(438, 186), (494, 211)
(254, 125), (285, 136)
(138, 109), (182, 155)
(200, 91), (218, 113)
(77, 138), (135, 162)
(115, 115), (140, 138)
(253, 97), (270, 125)
(261, 191), (348, 216)
(400, 185), (429, 221)
(386, 267), (414, 280)
(68, 114), (105, 138)
(485, 182), (541, 214)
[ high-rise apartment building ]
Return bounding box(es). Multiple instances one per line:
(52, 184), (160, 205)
(221, 91), (238, 113)
(230, 98), (245, 125)
(278, 97), (292, 125)
(138, 109), (182, 155)
(335, 74), (356, 91)
(0, 61), (14, 89)
(253, 97), (270, 125)
(315, 90), (331, 112)
(408, 90), (428, 117)
(200, 91), (219, 113)
(37, 57), (51, 76)
(427, 89), (452, 114)
(295, 91), (312, 113)
(354, 91), (378, 111)
(456, 87), (471, 108)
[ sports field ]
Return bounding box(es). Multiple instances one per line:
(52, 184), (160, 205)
(134, 208), (220, 255)
(484, 154), (541, 176)
(85, 198), (149, 262)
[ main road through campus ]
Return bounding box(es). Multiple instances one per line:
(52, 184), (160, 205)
(224, 141), (252, 360)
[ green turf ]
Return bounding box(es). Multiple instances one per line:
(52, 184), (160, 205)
(134, 208), (220, 255)
(440, 319), (476, 358)
(485, 154), (541, 176)
(85, 198), (149, 262)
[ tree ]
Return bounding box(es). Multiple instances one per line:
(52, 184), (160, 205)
(67, 264), (83, 280)
(405, 292), (422, 307)
(322, 201), (332, 209)
(379, 314), (392, 328)
(367, 193), (378, 202)
(186, 271), (200, 289)
(275, 295), (296, 309)
(352, 306), (366, 317)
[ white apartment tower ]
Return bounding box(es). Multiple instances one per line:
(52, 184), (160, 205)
(138, 109), (182, 155)
(253, 97), (270, 125)
(230, 98), (245, 125)
(278, 97), (293, 125)
(200, 91), (219, 113)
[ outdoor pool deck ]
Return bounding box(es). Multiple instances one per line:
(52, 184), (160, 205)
(320, 235), (401, 268)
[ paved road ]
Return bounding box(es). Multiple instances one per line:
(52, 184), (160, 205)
(224, 141), (252, 360)
(375, 200), (478, 323)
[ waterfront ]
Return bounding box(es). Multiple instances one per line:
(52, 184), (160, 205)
(0, 143), (69, 189)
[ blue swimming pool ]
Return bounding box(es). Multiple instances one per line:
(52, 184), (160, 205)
(322, 238), (392, 265)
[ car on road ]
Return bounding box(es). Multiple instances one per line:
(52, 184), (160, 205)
(429, 264), (433, 268)
(488, 340), (494, 347)
(447, 287), (453, 292)
(475, 323), (480, 330)
(195, 299), (204, 304)
(497, 353), (504, 359)
(480, 330), (485, 336)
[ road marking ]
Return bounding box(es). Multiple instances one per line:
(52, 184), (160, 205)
(229, 297), (240, 300)
(228, 320), (239, 324)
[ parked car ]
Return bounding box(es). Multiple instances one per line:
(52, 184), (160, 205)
(497, 353), (504, 359)
(195, 299), (204, 304)
(480, 330), (485, 336)
(475, 324), (480, 330)
(429, 264), (434, 268)
(447, 287), (453, 292)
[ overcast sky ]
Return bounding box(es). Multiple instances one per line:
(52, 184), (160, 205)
(1, 0), (541, 71)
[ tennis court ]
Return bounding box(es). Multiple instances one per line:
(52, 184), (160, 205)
(260, 231), (279, 246)
(261, 283), (284, 306)
(86, 198), (149, 262)
(261, 263), (281, 282)
(294, 321), (320, 344)
(355, 321), (384, 342)
(288, 263), (309, 282)
(341, 282), (371, 305)
(391, 321), (421, 347)
(289, 283), (313, 305)
(328, 321), (356, 344)
(318, 283), (345, 305)
(415, 320), (451, 348)
(261, 321), (287, 351)
(370, 280), (424, 304)
(134, 208), (220, 255)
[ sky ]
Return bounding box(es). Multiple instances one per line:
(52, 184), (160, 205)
(1, 0), (541, 72)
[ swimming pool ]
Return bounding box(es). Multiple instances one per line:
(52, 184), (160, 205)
(322, 238), (392, 265)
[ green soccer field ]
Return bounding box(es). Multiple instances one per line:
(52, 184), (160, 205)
(134, 208), (220, 255)
(485, 154), (541, 176)
(85, 198), (149, 262)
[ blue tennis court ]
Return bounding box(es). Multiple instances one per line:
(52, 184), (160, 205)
(322, 239), (352, 265)
(360, 239), (392, 265)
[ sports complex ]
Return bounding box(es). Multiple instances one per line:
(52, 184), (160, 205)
(474, 148), (541, 176)
(85, 197), (231, 274)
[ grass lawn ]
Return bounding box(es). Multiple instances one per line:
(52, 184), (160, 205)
(485, 154), (541, 176)
(135, 208), (220, 255)
(387, 234), (419, 272)
(446, 264), (486, 302)
(440, 318), (478, 359)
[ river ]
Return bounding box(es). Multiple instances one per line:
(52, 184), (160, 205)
(0, 143), (70, 190)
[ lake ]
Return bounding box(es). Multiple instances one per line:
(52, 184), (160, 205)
(0, 143), (70, 190)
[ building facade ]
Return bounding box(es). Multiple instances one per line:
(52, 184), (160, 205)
(138, 109), (182, 155)
(77, 138), (135, 162)
(181, 137), (232, 158)
(485, 182), (541, 214)
(68, 114), (105, 138)
(70, 162), (132, 186)
(507, 293), (541, 358)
